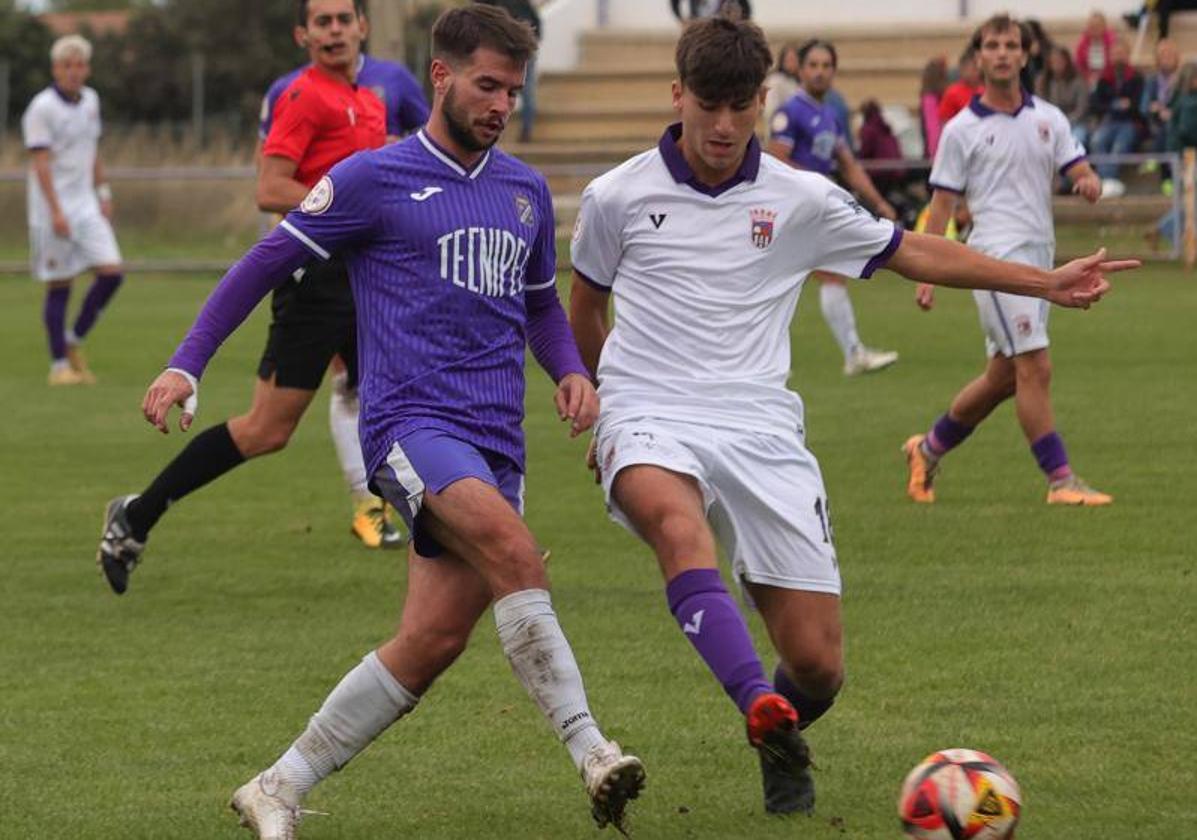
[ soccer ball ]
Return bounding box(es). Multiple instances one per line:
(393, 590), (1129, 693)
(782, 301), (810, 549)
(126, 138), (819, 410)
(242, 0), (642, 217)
(897, 748), (1021, 840)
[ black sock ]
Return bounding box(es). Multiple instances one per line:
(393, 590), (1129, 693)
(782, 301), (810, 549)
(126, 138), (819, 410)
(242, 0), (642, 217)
(774, 664), (837, 730)
(125, 423), (245, 541)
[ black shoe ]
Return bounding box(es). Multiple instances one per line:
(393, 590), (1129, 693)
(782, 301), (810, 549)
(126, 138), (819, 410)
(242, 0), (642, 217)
(97, 495), (146, 594)
(758, 726), (815, 815)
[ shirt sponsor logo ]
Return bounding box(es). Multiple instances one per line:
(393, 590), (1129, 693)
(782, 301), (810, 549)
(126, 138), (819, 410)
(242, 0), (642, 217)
(436, 227), (532, 297)
(750, 208), (777, 249)
(300, 176), (334, 215)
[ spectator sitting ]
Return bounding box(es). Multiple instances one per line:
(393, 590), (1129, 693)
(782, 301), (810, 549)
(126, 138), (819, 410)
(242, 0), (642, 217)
(1076, 10), (1114, 88)
(920, 55), (949, 159)
(764, 43), (801, 127)
(1141, 38), (1181, 174)
(939, 47), (983, 124)
(1152, 61), (1197, 249)
(1090, 38), (1144, 195)
(857, 99), (918, 226)
(1037, 45), (1090, 147)
(1020, 18), (1054, 92)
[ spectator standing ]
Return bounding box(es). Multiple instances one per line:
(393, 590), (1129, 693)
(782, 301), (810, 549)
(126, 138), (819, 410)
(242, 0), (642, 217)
(764, 43), (801, 126)
(477, 0), (541, 142)
(939, 47), (984, 123)
(1075, 11), (1114, 88)
(920, 56), (949, 158)
(1020, 18), (1053, 91)
(1037, 45), (1090, 146)
(857, 99), (906, 193)
(1090, 38), (1144, 192)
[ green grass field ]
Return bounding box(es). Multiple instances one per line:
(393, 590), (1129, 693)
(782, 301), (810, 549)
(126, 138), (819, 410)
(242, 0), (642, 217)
(1, 264), (1194, 839)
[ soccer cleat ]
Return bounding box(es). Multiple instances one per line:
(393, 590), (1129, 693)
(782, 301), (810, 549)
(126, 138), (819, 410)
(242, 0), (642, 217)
(97, 494), (146, 594)
(746, 693), (815, 816)
(48, 365), (88, 386)
(843, 346), (899, 376)
(1047, 475), (1113, 506)
(66, 344), (97, 384)
(230, 770), (302, 840)
(350, 498), (405, 549)
(902, 435), (938, 503)
(581, 740), (646, 833)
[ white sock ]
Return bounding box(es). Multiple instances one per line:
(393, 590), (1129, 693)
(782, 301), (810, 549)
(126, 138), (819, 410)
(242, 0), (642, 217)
(65, 329), (80, 346)
(270, 651), (418, 798)
(494, 589), (607, 770)
(819, 281), (862, 360)
(328, 373), (370, 498)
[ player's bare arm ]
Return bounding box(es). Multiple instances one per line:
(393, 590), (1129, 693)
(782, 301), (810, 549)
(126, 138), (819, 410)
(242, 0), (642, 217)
(256, 155), (311, 213)
(835, 144), (897, 220)
(29, 148), (68, 237)
(888, 234), (1136, 308)
(567, 276), (611, 379)
(1066, 159), (1101, 203)
(914, 188), (959, 310)
(93, 155), (113, 219)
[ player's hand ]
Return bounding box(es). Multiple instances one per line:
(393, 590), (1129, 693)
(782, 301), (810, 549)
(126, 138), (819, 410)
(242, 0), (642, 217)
(915, 283), (936, 310)
(586, 437), (602, 485)
(51, 210), (70, 238)
(142, 369), (199, 434)
(99, 198), (114, 219)
(1046, 248), (1138, 309)
(1072, 173), (1101, 204)
(554, 373), (599, 437)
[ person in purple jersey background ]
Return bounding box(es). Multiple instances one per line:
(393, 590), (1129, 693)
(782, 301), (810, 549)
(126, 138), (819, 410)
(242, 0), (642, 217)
(260, 52), (429, 142)
(142, 6), (645, 838)
(768, 39), (901, 378)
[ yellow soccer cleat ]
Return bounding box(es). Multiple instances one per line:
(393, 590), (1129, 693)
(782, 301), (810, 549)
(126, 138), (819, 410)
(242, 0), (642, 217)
(66, 344), (97, 384)
(902, 434), (937, 503)
(48, 365), (88, 386)
(1047, 476), (1113, 506)
(351, 498), (406, 549)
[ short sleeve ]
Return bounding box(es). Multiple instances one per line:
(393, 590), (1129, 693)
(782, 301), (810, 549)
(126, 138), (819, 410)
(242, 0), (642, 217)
(769, 102), (799, 148)
(262, 84), (316, 163)
(929, 121), (968, 194)
(1053, 107), (1086, 174)
(22, 98), (53, 150)
(524, 178), (557, 291)
(570, 180), (622, 289)
(810, 185), (903, 278)
(279, 152), (380, 259)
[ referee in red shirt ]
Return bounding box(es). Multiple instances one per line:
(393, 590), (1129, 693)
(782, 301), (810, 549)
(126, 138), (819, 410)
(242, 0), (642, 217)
(97, 0), (397, 594)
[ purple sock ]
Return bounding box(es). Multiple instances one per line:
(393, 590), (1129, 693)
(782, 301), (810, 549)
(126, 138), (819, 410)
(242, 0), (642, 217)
(925, 413), (974, 457)
(43, 286), (70, 361)
(1031, 431), (1072, 482)
(71, 273), (123, 340)
(666, 568), (772, 714)
(774, 664), (837, 731)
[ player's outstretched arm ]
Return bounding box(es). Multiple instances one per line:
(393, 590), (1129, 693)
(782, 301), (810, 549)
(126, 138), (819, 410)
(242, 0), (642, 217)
(886, 233), (1138, 309)
(142, 226), (313, 433)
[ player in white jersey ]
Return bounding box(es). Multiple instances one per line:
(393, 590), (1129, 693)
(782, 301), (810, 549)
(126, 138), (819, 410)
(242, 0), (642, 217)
(569, 12), (1131, 818)
(903, 15), (1112, 507)
(22, 35), (123, 386)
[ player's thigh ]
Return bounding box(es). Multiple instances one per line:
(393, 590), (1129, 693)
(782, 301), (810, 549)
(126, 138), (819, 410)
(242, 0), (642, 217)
(229, 375), (317, 454)
(747, 583), (843, 682)
(711, 430), (840, 593)
(73, 213), (122, 270)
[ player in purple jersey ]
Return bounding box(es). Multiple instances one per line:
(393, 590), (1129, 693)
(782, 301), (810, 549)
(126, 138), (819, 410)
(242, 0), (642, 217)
(768, 39), (901, 377)
(142, 6), (644, 837)
(260, 53), (429, 142)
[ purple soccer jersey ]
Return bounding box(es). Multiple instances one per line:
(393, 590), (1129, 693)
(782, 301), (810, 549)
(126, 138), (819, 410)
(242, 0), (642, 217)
(169, 130), (585, 478)
(259, 55), (429, 140)
(769, 89), (848, 175)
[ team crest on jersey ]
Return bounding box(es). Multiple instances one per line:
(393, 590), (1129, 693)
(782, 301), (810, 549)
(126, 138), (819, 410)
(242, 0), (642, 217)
(300, 175), (334, 215)
(370, 84), (386, 105)
(750, 208), (777, 249)
(514, 193), (535, 226)
(1038, 120), (1051, 143)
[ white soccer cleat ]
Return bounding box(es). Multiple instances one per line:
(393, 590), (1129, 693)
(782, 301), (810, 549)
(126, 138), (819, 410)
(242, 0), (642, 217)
(843, 346), (899, 376)
(581, 740), (646, 832)
(230, 770), (302, 840)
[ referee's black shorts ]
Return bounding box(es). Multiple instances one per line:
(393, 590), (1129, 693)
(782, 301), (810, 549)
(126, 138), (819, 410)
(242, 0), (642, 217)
(257, 256), (357, 391)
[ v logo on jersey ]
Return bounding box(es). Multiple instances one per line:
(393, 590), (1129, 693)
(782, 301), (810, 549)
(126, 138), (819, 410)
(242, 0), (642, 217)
(410, 186), (444, 202)
(650, 213), (667, 229)
(683, 609), (705, 636)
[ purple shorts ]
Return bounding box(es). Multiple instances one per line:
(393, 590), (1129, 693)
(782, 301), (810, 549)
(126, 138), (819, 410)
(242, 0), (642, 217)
(370, 428), (525, 557)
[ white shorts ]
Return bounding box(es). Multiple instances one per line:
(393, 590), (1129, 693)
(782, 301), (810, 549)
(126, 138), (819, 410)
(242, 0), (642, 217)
(29, 211), (122, 282)
(972, 242), (1053, 358)
(596, 416), (841, 596)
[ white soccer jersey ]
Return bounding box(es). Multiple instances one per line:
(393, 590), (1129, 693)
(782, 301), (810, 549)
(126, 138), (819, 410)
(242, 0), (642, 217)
(22, 86), (104, 227)
(572, 124), (901, 436)
(929, 92), (1084, 256)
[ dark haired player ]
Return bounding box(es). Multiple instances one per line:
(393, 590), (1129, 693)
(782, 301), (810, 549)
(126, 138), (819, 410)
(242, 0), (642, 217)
(141, 5), (644, 836)
(569, 11), (1128, 818)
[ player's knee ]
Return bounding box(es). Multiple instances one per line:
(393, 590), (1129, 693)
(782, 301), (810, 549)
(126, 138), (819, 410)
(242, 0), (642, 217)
(645, 509), (708, 563)
(1015, 356), (1052, 389)
(476, 528), (545, 591)
(401, 623), (472, 674)
(233, 420), (295, 457)
(783, 650), (844, 697)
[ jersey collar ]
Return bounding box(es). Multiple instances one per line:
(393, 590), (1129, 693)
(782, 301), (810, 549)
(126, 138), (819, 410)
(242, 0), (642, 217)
(417, 129), (492, 180)
(52, 84), (82, 105)
(658, 122), (760, 198)
(969, 88), (1035, 118)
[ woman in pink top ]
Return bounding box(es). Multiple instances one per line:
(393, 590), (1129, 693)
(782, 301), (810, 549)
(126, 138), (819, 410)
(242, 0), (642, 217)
(920, 56), (948, 159)
(1075, 11), (1114, 87)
